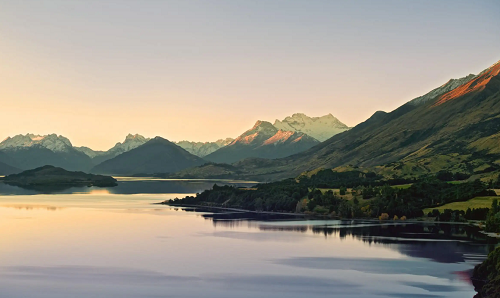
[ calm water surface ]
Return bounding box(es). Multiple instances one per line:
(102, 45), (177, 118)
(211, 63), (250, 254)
(0, 179), (495, 298)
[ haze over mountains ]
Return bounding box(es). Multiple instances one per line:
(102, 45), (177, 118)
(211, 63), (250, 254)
(175, 138), (234, 157)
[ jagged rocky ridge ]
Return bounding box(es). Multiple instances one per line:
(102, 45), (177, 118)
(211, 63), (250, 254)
(274, 113), (350, 141)
(204, 120), (320, 164)
(175, 138), (234, 157)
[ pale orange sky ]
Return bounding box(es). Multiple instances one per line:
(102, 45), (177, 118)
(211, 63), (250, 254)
(1, 1), (499, 150)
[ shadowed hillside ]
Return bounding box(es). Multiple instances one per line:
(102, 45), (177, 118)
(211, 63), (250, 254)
(91, 137), (206, 175)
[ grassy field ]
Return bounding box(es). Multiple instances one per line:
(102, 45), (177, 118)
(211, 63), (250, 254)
(423, 196), (498, 213)
(392, 184), (412, 189)
(447, 181), (465, 185)
(392, 181), (464, 189)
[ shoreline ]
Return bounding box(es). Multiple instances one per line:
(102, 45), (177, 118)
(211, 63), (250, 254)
(159, 202), (494, 227)
(158, 203), (308, 217)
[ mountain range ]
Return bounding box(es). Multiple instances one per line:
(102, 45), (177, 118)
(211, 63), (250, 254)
(175, 138), (234, 157)
(190, 59), (500, 181)
(0, 134), (92, 172)
(2, 57), (498, 181)
(0, 113), (346, 175)
(77, 134), (151, 165)
(205, 121), (320, 163)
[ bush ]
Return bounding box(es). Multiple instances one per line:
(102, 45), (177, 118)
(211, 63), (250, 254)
(339, 186), (347, 195)
(313, 206), (329, 214)
(379, 213), (389, 220)
(486, 212), (500, 232)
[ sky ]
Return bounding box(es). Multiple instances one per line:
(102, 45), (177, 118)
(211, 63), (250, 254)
(1, 0), (499, 150)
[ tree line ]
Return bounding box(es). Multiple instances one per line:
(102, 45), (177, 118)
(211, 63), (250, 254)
(167, 169), (497, 219)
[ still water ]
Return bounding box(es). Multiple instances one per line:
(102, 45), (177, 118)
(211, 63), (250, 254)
(0, 179), (495, 298)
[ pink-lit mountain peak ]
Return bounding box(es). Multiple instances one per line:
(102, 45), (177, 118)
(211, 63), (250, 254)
(433, 60), (500, 107)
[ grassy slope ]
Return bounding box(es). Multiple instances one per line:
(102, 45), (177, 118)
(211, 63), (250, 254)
(423, 196), (497, 213)
(392, 184), (412, 189)
(229, 65), (500, 181)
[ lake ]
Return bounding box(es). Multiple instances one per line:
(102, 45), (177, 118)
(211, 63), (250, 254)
(0, 179), (496, 298)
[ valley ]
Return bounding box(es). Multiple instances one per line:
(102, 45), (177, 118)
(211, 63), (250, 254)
(2, 2), (499, 297)
(0, 58), (499, 298)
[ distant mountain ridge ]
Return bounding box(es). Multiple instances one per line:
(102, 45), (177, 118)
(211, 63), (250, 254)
(273, 113), (349, 141)
(0, 111), (349, 174)
(175, 138), (234, 157)
(205, 120), (319, 164)
(81, 134), (151, 164)
(74, 146), (104, 159)
(0, 134), (92, 172)
(0, 133), (152, 171)
(91, 137), (206, 175)
(0, 134), (74, 152)
(1, 108), (390, 176)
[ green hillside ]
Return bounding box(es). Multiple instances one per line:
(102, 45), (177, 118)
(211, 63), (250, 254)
(184, 60), (500, 182)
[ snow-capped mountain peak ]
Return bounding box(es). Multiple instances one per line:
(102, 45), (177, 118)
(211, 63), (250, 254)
(234, 121), (278, 143)
(125, 133), (147, 141)
(0, 133), (73, 152)
(408, 74), (477, 106)
(74, 134), (151, 161)
(273, 113), (349, 142)
(108, 134), (150, 154)
(262, 130), (295, 145)
(175, 138), (234, 157)
(431, 59), (500, 107)
(251, 120), (277, 132)
(408, 60), (500, 108)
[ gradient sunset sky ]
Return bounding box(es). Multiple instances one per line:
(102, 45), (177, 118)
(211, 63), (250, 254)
(1, 0), (499, 150)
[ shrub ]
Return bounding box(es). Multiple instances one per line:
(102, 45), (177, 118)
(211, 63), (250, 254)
(313, 206), (329, 214)
(379, 213), (389, 220)
(339, 186), (347, 195)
